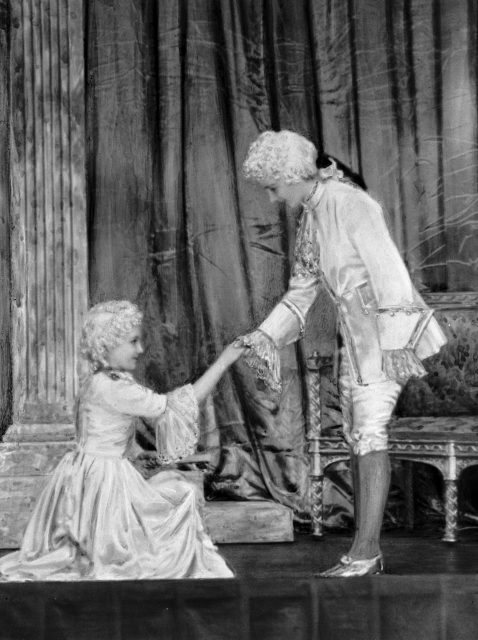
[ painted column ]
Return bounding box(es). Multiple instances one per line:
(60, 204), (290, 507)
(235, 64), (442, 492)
(8, 0), (87, 437)
(0, 0), (86, 547)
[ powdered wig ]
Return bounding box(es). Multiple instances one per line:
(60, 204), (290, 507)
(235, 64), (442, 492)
(242, 130), (319, 186)
(79, 300), (143, 376)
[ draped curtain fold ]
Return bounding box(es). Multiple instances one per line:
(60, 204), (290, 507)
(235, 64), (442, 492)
(86, 0), (478, 520)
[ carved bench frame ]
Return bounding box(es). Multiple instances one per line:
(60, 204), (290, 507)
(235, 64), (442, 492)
(306, 291), (478, 543)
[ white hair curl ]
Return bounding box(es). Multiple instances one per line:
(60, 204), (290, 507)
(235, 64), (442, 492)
(78, 300), (143, 383)
(242, 130), (319, 186)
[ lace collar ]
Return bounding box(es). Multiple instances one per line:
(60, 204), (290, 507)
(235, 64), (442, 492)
(302, 179), (325, 213)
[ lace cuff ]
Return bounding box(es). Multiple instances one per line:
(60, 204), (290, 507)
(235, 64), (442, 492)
(153, 384), (200, 464)
(382, 348), (427, 384)
(236, 330), (281, 393)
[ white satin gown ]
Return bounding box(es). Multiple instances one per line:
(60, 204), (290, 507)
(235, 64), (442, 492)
(0, 371), (233, 581)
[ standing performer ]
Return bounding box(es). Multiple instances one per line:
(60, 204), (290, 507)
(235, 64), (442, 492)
(240, 130), (446, 577)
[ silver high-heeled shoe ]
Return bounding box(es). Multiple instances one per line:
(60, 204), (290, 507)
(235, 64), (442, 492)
(316, 553), (384, 578)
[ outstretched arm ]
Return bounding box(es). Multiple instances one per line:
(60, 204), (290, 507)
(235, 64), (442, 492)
(258, 271), (321, 347)
(192, 343), (245, 403)
(235, 271), (321, 393)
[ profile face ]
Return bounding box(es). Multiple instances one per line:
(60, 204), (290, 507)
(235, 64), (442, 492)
(106, 326), (144, 371)
(265, 181), (303, 209)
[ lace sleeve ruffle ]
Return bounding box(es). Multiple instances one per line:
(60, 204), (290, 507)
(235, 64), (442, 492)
(236, 330), (281, 393)
(153, 384), (200, 464)
(382, 348), (427, 384)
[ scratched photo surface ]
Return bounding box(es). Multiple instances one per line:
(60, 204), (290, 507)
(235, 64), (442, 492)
(85, 0), (478, 524)
(1, 0), (478, 587)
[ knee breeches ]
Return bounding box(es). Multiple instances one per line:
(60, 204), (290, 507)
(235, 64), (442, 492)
(339, 351), (403, 456)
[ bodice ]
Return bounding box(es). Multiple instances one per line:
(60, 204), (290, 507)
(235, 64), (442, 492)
(75, 371), (167, 458)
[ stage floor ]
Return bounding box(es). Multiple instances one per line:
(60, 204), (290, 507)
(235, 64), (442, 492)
(221, 526), (478, 576)
(1, 529), (478, 639)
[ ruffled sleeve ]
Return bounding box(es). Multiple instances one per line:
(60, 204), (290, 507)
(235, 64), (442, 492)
(152, 384), (200, 464)
(236, 330), (281, 393)
(382, 348), (427, 384)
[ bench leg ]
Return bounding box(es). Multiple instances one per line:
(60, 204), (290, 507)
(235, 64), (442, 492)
(442, 478), (458, 543)
(404, 461), (415, 531)
(310, 475), (324, 537)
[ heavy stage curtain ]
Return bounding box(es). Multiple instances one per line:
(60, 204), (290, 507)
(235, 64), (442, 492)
(86, 0), (478, 524)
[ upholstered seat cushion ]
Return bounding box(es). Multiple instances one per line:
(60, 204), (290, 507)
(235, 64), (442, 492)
(390, 416), (478, 440)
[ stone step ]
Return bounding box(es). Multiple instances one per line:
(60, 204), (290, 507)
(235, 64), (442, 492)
(204, 500), (294, 544)
(135, 468), (295, 543)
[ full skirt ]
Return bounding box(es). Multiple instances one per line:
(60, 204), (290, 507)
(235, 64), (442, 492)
(0, 451), (233, 581)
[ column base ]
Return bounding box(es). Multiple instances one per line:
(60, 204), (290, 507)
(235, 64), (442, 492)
(0, 423), (75, 548)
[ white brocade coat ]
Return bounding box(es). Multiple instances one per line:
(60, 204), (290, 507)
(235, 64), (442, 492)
(259, 179), (447, 385)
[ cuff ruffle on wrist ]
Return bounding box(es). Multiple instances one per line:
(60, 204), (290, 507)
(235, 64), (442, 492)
(382, 348), (427, 384)
(154, 384), (199, 465)
(237, 330), (281, 393)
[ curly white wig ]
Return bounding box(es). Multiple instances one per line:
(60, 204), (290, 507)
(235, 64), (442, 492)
(79, 300), (143, 374)
(242, 130), (319, 186)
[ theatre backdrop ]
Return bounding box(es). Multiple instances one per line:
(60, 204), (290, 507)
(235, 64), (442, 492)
(1, 0), (478, 531)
